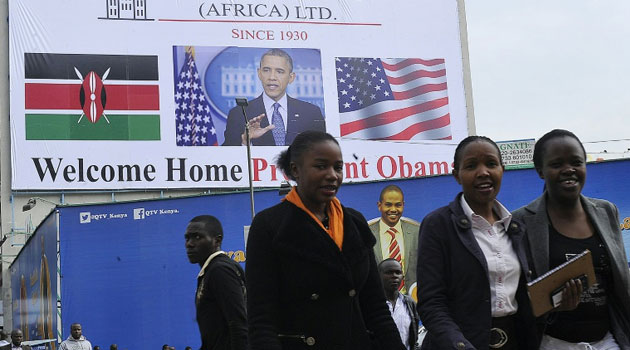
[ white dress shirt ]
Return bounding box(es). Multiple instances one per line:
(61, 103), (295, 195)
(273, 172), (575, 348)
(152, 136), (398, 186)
(386, 293), (412, 350)
(460, 196), (521, 317)
(262, 92), (288, 133)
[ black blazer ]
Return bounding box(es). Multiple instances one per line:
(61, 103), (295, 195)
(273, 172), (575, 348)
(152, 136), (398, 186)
(222, 95), (325, 146)
(416, 194), (538, 350)
(246, 200), (405, 350)
(401, 294), (420, 349)
(0, 345), (31, 350)
(195, 253), (248, 350)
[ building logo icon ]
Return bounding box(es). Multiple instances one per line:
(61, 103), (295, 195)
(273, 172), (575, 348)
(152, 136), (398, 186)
(133, 208), (145, 220)
(99, 0), (154, 21)
(79, 212), (91, 224)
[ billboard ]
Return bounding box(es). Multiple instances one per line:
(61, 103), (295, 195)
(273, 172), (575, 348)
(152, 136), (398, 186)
(10, 0), (471, 189)
(10, 213), (58, 349)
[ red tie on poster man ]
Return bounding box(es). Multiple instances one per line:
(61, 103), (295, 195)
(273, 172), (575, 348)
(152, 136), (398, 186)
(386, 227), (404, 291)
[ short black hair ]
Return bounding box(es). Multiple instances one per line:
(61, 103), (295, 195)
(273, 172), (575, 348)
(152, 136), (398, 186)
(378, 258), (401, 272)
(260, 48), (293, 72)
(378, 185), (403, 202)
(276, 131), (339, 181)
(189, 215), (223, 239)
(453, 135), (502, 171)
(533, 129), (586, 170)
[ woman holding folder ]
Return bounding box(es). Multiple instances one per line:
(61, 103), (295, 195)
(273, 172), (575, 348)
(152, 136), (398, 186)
(513, 129), (630, 349)
(416, 136), (537, 350)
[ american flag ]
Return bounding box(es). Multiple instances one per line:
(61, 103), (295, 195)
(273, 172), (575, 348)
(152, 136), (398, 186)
(175, 49), (218, 146)
(335, 57), (451, 141)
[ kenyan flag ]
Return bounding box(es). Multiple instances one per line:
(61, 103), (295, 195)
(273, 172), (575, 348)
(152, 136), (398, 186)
(25, 53), (160, 140)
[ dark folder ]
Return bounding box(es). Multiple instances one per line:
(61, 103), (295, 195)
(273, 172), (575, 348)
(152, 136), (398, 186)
(526, 249), (596, 317)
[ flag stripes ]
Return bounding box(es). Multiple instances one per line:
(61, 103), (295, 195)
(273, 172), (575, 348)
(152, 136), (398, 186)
(25, 53), (158, 80)
(174, 48), (218, 146)
(25, 83), (160, 110)
(336, 57), (451, 141)
(26, 114), (160, 140)
(23, 52), (161, 140)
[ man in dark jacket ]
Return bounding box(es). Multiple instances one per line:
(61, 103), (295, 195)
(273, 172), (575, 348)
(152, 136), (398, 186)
(0, 330), (32, 350)
(379, 258), (419, 350)
(185, 215), (247, 350)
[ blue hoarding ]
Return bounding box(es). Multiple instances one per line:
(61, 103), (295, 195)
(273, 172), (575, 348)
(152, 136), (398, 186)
(12, 159), (630, 349)
(10, 212), (58, 349)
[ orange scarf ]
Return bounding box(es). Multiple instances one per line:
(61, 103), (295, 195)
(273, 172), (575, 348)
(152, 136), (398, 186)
(284, 187), (344, 250)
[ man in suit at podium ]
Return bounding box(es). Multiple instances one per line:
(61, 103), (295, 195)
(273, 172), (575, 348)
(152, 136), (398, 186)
(369, 185), (420, 295)
(222, 48), (326, 146)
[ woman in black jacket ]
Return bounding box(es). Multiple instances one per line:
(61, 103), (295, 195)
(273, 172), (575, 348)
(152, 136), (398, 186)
(246, 131), (405, 350)
(416, 136), (537, 350)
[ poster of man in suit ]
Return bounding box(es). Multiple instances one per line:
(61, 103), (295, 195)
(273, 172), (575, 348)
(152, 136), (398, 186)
(173, 46), (325, 147)
(368, 185), (420, 298)
(222, 48), (326, 146)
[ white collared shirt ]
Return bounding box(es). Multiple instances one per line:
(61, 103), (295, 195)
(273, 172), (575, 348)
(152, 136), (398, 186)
(379, 219), (406, 270)
(198, 250), (226, 278)
(262, 93), (288, 132)
(460, 196), (521, 317)
(386, 293), (412, 350)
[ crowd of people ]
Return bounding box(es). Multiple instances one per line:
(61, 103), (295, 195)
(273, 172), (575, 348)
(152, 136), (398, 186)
(184, 129), (630, 350)
(0, 323), (197, 350)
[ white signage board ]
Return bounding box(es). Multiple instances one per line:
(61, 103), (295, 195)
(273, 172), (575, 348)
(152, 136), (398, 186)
(10, 0), (471, 189)
(497, 139), (535, 170)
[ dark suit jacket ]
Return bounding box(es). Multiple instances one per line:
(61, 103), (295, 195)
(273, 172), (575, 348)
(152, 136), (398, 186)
(246, 200), (406, 350)
(401, 294), (420, 349)
(416, 194), (538, 350)
(196, 253), (248, 350)
(513, 194), (630, 349)
(222, 95), (326, 146)
(0, 344), (31, 350)
(369, 217), (420, 293)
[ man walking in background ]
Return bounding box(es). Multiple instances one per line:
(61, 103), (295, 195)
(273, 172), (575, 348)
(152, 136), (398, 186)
(379, 259), (419, 350)
(0, 330), (31, 350)
(184, 215), (247, 350)
(59, 323), (91, 350)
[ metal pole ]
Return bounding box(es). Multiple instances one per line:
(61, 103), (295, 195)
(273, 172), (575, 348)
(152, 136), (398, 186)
(243, 108), (255, 221)
(236, 98), (255, 220)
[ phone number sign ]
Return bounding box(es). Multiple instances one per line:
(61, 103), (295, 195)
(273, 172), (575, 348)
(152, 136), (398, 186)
(497, 139), (535, 170)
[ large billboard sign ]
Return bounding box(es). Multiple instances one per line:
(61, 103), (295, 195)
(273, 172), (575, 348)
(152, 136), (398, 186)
(10, 0), (471, 189)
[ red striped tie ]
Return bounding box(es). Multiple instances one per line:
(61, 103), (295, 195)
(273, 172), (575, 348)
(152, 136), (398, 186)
(386, 227), (404, 290)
